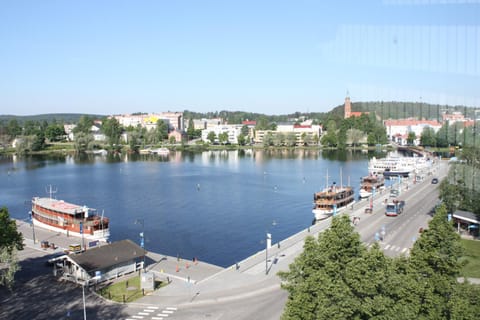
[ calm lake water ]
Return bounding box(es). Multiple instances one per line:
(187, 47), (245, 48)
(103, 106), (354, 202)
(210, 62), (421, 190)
(0, 149), (385, 267)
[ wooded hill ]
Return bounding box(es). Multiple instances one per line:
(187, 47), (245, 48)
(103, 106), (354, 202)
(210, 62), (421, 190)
(1, 101), (477, 125)
(0, 113), (104, 124)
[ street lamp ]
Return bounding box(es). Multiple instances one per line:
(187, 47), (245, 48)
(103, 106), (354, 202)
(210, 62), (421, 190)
(28, 211), (36, 244)
(135, 219), (145, 270)
(264, 220), (277, 275)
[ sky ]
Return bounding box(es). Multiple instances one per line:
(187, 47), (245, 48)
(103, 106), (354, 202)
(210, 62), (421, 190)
(1, 0), (479, 116)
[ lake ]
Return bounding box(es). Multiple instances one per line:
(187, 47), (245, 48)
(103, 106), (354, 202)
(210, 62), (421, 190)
(0, 149), (383, 267)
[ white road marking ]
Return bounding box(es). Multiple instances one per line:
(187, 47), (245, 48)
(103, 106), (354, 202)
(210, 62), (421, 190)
(138, 312), (149, 315)
(166, 307), (177, 311)
(132, 316), (144, 319)
(163, 310), (174, 314)
(384, 245), (391, 250)
(147, 306), (159, 309)
(158, 314), (169, 317)
(143, 309), (154, 313)
(401, 248), (408, 253)
(152, 318), (164, 320)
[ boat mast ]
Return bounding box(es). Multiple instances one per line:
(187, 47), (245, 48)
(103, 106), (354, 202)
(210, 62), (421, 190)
(46, 185), (57, 199)
(340, 167), (343, 188)
(325, 168), (329, 189)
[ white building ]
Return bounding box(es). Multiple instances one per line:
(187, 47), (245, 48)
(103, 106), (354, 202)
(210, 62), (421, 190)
(113, 112), (184, 132)
(384, 119), (442, 145)
(201, 124), (242, 144)
(255, 123), (322, 145)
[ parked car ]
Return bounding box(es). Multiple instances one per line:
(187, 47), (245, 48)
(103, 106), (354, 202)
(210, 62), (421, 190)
(431, 178), (439, 184)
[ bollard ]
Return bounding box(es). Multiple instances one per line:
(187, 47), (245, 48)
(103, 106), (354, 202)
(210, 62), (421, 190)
(123, 294), (125, 303)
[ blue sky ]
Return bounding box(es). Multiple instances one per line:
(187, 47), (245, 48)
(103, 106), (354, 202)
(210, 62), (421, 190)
(1, 0), (479, 116)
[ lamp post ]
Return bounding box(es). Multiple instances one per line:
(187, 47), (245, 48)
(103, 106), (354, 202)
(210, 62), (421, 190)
(28, 211), (36, 244)
(264, 220), (277, 275)
(135, 219), (145, 270)
(82, 281), (87, 320)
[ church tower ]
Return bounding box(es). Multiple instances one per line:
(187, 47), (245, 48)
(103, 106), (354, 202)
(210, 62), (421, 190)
(344, 91), (351, 119)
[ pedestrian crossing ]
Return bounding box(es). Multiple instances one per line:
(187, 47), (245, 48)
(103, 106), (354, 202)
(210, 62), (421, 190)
(126, 306), (178, 320)
(367, 242), (410, 255)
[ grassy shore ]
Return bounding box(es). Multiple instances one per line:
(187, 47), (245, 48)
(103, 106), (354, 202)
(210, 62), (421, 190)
(461, 239), (480, 278)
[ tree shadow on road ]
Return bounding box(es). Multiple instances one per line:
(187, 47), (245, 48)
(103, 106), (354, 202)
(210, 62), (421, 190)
(0, 254), (130, 320)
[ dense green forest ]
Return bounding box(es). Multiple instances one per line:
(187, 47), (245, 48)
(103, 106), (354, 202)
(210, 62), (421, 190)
(0, 113), (104, 124)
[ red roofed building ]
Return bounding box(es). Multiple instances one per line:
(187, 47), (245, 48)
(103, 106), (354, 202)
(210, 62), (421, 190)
(384, 119), (442, 145)
(242, 120), (257, 126)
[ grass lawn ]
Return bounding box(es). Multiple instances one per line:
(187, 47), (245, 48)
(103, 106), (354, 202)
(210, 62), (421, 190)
(98, 275), (167, 303)
(460, 239), (480, 278)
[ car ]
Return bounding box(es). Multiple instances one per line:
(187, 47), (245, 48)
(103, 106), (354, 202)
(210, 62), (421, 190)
(431, 178), (439, 184)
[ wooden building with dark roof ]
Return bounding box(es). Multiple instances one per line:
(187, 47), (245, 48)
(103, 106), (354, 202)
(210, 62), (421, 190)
(53, 239), (144, 284)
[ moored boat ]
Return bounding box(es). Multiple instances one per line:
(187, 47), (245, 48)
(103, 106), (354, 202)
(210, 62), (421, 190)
(359, 174), (385, 198)
(312, 170), (355, 220)
(31, 188), (110, 242)
(150, 147), (170, 155)
(368, 156), (414, 177)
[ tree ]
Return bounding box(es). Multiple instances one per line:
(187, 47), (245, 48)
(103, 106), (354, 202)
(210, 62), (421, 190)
(285, 132), (297, 147)
(45, 124), (66, 142)
(73, 116), (94, 134)
(73, 132), (94, 153)
(347, 128), (364, 148)
(0, 207), (23, 290)
(407, 131), (416, 145)
(420, 127), (436, 147)
(6, 119), (22, 137)
(14, 135), (45, 154)
(0, 207), (23, 252)
(240, 125), (249, 136)
(102, 117), (122, 147)
(187, 118), (195, 140)
(237, 133), (246, 146)
(128, 131), (140, 153)
(263, 132), (274, 147)
(321, 131), (337, 147)
(0, 247), (20, 290)
(337, 128), (347, 149)
(312, 133), (319, 145)
(279, 215), (368, 319)
(274, 132), (285, 146)
(439, 179), (463, 213)
(155, 120), (169, 143)
(300, 132), (307, 146)
(31, 132), (45, 151)
(218, 132), (229, 145)
(408, 204), (464, 319)
(207, 131), (216, 144)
